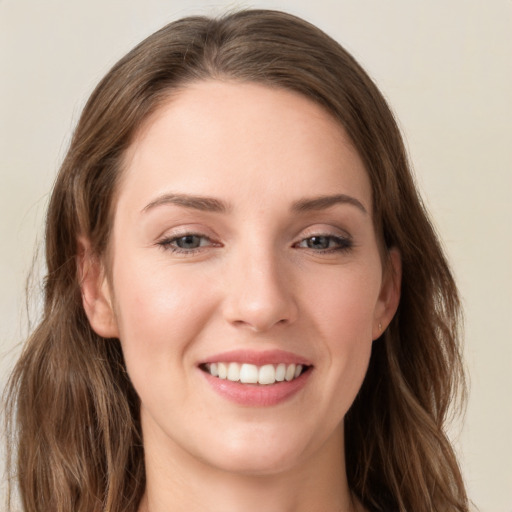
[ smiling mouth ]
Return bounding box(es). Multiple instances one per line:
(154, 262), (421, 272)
(200, 362), (310, 385)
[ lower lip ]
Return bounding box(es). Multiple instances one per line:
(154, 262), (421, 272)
(201, 369), (311, 406)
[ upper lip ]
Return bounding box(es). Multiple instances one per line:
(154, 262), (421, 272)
(198, 349), (312, 367)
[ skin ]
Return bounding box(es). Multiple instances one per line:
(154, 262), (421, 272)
(81, 81), (401, 512)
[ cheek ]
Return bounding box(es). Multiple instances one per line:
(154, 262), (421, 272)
(111, 258), (218, 382)
(306, 265), (380, 401)
(310, 265), (381, 344)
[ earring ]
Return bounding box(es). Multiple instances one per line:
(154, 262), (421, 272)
(378, 322), (382, 332)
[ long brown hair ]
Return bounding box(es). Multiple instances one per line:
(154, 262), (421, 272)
(4, 9), (468, 512)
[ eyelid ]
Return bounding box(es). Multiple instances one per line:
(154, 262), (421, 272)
(156, 230), (221, 255)
(297, 224), (352, 241)
(154, 224), (354, 256)
(292, 223), (354, 254)
(294, 234), (353, 251)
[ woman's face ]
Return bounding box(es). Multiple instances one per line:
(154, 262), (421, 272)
(85, 81), (400, 477)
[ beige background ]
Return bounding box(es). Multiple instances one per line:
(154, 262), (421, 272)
(1, 1), (511, 510)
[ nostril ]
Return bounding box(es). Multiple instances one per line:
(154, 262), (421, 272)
(230, 316), (290, 332)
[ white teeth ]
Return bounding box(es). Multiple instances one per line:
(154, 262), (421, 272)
(227, 362), (240, 382)
(240, 363), (259, 384)
(258, 364), (276, 385)
(285, 364), (296, 382)
(275, 363), (286, 381)
(209, 362), (219, 377)
(206, 362), (305, 384)
(218, 362), (228, 379)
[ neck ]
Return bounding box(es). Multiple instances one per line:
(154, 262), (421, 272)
(138, 417), (358, 512)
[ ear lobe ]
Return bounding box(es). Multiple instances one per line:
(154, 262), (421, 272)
(372, 247), (402, 340)
(77, 236), (119, 339)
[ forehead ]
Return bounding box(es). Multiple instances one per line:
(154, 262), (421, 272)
(119, 80), (372, 214)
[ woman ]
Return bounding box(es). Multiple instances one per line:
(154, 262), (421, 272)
(4, 9), (469, 512)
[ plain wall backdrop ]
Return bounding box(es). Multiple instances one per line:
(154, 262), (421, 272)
(1, 1), (511, 510)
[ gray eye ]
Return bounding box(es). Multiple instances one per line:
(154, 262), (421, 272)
(296, 234), (352, 252)
(175, 235), (203, 249)
(305, 236), (332, 250)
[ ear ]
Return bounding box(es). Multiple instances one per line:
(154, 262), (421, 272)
(372, 247), (402, 340)
(77, 236), (119, 338)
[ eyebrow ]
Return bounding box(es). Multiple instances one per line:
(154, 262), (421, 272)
(141, 192), (367, 215)
(291, 194), (368, 214)
(141, 193), (230, 214)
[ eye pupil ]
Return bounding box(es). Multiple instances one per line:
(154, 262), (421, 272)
(307, 236), (330, 249)
(176, 235), (201, 249)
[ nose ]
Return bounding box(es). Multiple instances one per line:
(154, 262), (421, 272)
(221, 245), (298, 332)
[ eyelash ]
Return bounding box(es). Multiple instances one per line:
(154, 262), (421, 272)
(157, 234), (218, 255)
(157, 233), (353, 255)
(293, 234), (353, 253)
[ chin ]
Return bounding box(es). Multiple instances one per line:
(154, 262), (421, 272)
(197, 423), (325, 477)
(208, 446), (304, 477)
